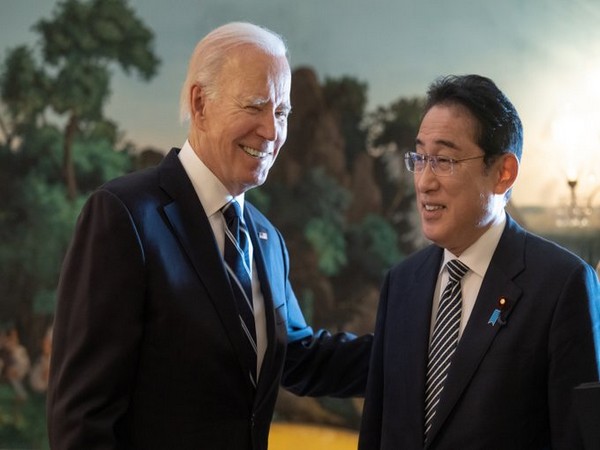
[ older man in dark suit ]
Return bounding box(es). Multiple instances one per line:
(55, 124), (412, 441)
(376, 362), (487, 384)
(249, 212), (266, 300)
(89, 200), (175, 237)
(47, 22), (370, 450)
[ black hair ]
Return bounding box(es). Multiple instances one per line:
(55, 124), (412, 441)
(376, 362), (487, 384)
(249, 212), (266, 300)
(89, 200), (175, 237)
(424, 74), (523, 165)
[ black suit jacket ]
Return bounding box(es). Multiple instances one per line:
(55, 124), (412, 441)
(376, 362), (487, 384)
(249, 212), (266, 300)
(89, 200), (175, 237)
(359, 214), (600, 450)
(47, 149), (371, 450)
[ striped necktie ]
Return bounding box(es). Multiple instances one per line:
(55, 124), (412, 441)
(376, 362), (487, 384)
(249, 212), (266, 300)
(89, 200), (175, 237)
(222, 200), (257, 387)
(424, 259), (470, 442)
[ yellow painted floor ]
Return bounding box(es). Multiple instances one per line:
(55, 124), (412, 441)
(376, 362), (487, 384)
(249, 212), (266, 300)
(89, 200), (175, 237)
(269, 423), (358, 450)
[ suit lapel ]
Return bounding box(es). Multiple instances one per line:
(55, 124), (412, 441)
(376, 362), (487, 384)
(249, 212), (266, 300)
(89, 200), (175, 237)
(158, 150), (257, 392)
(244, 209), (287, 409)
(401, 248), (443, 439)
(426, 216), (526, 446)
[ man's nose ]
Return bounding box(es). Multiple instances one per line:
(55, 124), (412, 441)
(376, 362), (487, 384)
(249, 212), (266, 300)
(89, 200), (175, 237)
(415, 161), (438, 191)
(257, 112), (277, 141)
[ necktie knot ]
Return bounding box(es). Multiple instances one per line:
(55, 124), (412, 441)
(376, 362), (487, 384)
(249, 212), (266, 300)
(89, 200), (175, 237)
(222, 200), (242, 226)
(446, 259), (469, 283)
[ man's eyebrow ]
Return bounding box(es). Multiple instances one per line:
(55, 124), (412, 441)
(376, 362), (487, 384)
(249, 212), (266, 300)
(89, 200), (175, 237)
(244, 97), (291, 112)
(415, 138), (458, 149)
(246, 97), (269, 106)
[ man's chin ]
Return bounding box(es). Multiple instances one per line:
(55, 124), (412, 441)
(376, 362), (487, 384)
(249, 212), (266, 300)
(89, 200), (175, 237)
(421, 226), (443, 245)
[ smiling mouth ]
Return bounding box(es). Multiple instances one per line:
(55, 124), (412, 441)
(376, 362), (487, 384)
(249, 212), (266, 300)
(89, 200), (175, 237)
(241, 145), (272, 159)
(424, 204), (445, 212)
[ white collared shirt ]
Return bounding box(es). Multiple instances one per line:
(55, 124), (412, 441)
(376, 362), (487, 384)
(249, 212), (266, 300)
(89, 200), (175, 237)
(178, 140), (267, 376)
(430, 213), (507, 340)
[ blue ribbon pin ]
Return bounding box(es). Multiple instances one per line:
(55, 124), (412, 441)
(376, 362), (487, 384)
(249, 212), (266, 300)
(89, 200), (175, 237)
(488, 309), (501, 326)
(488, 297), (509, 326)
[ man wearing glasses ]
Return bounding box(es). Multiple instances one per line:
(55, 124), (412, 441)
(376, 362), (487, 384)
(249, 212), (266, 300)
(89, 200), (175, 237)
(359, 74), (600, 449)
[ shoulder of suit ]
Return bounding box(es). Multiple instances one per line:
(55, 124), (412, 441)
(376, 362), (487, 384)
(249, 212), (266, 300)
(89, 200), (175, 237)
(501, 217), (589, 273)
(100, 166), (159, 195)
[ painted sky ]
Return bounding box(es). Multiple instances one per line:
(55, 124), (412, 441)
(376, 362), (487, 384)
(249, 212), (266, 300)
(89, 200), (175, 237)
(2, 0), (600, 207)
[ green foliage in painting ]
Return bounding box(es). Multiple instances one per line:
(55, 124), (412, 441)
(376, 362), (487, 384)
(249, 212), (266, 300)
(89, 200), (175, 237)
(305, 217), (347, 276)
(1, 0), (160, 200)
(245, 187), (271, 214)
(298, 289), (315, 325)
(72, 136), (132, 192)
(262, 167), (352, 276)
(368, 97), (425, 152)
(347, 214), (403, 280)
(36, 0), (160, 79)
(297, 168), (351, 224)
(0, 386), (49, 450)
(0, 46), (49, 139)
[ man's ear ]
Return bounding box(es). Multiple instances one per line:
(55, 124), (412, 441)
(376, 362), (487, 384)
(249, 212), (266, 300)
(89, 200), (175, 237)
(190, 84), (207, 129)
(494, 153), (519, 195)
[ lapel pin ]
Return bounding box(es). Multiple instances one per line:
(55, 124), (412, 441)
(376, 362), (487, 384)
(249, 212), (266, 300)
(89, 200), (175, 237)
(498, 297), (508, 309)
(259, 231), (268, 240)
(488, 309), (501, 326)
(488, 297), (509, 326)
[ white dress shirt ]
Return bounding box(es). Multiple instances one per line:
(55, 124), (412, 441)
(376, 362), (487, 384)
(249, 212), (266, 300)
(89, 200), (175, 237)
(430, 213), (507, 340)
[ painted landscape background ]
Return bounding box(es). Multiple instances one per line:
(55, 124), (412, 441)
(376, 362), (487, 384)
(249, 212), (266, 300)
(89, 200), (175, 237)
(1, 1), (599, 447)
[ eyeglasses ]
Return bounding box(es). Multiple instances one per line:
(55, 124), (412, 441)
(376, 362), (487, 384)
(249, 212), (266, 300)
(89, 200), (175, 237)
(404, 151), (485, 176)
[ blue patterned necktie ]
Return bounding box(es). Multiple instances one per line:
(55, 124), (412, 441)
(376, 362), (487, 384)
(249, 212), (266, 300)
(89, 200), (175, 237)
(424, 259), (470, 442)
(222, 200), (257, 387)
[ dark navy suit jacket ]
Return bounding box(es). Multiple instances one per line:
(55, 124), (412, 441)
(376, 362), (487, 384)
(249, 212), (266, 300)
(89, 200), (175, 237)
(48, 149), (371, 450)
(359, 215), (600, 450)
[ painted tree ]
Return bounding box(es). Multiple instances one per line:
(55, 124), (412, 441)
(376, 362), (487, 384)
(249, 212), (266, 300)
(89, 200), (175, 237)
(323, 76), (369, 169)
(0, 46), (49, 148)
(1, 0), (160, 200)
(366, 97), (428, 254)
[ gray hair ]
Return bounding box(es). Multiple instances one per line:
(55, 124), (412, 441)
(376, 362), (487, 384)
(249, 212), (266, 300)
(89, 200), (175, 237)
(179, 22), (288, 122)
